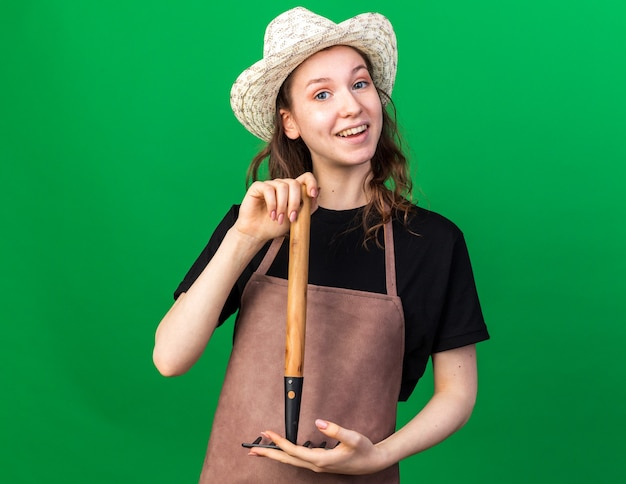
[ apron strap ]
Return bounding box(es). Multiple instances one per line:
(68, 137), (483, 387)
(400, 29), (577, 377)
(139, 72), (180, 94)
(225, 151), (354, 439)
(255, 218), (398, 297)
(383, 219), (398, 297)
(256, 237), (285, 275)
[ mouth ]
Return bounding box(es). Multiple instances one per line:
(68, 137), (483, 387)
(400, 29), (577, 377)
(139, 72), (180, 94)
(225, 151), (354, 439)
(336, 124), (368, 138)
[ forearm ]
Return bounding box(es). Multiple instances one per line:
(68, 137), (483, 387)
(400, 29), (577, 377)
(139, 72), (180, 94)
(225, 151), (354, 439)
(153, 227), (265, 376)
(378, 388), (475, 465)
(252, 383), (477, 476)
(378, 345), (478, 467)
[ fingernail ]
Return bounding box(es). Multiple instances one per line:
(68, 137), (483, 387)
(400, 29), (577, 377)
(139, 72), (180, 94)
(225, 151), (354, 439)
(289, 211), (297, 222)
(270, 210), (276, 221)
(261, 431), (271, 439)
(315, 419), (328, 430)
(277, 213), (284, 225)
(310, 188), (318, 198)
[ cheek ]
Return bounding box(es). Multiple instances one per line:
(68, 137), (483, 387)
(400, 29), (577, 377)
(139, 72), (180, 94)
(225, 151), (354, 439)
(297, 108), (333, 135)
(371, 102), (384, 135)
(365, 97), (382, 122)
(369, 96), (383, 119)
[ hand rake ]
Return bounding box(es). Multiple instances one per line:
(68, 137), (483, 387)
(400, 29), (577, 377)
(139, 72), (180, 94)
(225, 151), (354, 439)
(242, 185), (313, 450)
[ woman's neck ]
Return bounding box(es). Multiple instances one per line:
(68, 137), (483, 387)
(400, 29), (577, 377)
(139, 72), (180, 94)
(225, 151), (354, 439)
(314, 167), (372, 210)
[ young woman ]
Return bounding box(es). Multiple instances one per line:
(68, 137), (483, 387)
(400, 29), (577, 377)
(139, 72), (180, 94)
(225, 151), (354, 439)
(154, 7), (489, 482)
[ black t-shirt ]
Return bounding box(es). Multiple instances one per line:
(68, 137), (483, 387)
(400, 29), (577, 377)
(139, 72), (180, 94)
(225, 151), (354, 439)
(175, 204), (489, 401)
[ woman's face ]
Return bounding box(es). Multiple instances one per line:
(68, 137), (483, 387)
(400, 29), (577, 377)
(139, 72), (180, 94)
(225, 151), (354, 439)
(280, 46), (383, 174)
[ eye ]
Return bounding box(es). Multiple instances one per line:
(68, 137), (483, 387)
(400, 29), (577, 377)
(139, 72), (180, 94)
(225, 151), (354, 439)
(315, 91), (330, 101)
(353, 80), (369, 90)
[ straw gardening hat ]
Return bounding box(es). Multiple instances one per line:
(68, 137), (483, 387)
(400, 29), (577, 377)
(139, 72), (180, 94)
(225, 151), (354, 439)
(230, 7), (398, 141)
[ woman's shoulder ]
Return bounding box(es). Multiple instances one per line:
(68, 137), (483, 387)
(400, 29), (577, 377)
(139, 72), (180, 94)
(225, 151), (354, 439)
(394, 204), (464, 243)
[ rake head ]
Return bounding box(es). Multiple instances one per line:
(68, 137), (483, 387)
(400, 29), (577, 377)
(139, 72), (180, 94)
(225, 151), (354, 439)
(242, 437), (338, 450)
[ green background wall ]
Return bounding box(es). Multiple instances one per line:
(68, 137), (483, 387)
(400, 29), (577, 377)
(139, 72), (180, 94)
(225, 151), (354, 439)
(2, 1), (624, 482)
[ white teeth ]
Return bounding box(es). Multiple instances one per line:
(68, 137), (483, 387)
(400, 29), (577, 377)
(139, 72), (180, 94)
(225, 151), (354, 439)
(337, 125), (367, 137)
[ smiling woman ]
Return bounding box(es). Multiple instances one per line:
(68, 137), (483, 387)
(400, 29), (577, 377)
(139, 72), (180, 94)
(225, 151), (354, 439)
(280, 46), (383, 187)
(153, 7), (489, 483)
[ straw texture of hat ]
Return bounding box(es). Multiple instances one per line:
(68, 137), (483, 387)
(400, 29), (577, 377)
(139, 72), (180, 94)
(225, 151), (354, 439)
(230, 7), (398, 141)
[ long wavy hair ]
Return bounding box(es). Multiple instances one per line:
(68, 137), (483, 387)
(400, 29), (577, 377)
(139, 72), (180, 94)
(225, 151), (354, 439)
(246, 48), (414, 246)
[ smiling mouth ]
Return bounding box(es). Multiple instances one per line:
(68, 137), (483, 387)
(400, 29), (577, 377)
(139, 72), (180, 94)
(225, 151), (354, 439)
(336, 125), (368, 137)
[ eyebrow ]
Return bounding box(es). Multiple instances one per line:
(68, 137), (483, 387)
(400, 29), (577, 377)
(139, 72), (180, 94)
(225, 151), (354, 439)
(305, 64), (369, 88)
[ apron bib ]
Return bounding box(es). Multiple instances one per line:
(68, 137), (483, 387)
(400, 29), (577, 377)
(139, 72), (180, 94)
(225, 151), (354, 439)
(199, 221), (405, 483)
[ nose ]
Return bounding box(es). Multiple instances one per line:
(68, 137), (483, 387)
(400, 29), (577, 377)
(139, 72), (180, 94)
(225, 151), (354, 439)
(338, 90), (362, 117)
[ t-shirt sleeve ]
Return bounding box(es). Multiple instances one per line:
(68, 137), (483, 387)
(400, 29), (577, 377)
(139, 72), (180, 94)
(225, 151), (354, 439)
(172, 205), (243, 325)
(431, 232), (489, 353)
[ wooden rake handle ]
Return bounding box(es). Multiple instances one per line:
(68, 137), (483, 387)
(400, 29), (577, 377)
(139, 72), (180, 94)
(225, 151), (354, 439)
(285, 184), (311, 377)
(283, 184), (310, 444)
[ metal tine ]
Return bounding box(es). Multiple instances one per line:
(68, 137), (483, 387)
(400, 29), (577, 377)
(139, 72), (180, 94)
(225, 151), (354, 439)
(242, 437), (339, 450)
(242, 436), (280, 449)
(305, 441), (335, 450)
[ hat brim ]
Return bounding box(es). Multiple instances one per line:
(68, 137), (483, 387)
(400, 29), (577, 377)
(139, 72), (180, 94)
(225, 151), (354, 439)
(230, 12), (397, 141)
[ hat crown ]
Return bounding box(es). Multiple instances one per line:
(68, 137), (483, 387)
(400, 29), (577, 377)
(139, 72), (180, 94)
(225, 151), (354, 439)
(263, 7), (337, 57)
(231, 7), (397, 141)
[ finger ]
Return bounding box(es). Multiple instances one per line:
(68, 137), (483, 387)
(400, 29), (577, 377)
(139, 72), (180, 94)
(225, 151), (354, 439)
(295, 172), (320, 215)
(284, 179), (304, 223)
(248, 431), (319, 470)
(268, 178), (305, 223)
(314, 419), (362, 449)
(259, 430), (323, 463)
(296, 172), (320, 199)
(247, 181), (277, 220)
(260, 430), (298, 453)
(262, 179), (292, 224)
